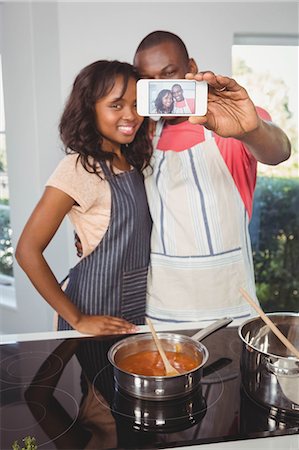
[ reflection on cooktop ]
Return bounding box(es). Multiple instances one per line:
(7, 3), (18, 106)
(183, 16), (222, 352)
(112, 384), (207, 433)
(0, 328), (298, 450)
(0, 351), (63, 384)
(1, 396), (46, 432)
(91, 365), (222, 433)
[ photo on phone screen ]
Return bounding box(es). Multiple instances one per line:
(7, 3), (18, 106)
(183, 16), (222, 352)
(137, 79), (207, 117)
(149, 80), (196, 115)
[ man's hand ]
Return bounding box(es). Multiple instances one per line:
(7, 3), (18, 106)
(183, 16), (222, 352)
(186, 71), (291, 165)
(186, 71), (260, 138)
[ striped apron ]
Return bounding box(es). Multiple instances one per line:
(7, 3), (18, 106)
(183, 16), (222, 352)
(144, 122), (258, 322)
(58, 161), (152, 330)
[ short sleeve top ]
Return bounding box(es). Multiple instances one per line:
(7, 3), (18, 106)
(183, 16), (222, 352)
(46, 154), (112, 258)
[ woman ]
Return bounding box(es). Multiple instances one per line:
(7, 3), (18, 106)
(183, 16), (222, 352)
(154, 89), (174, 114)
(16, 60), (152, 335)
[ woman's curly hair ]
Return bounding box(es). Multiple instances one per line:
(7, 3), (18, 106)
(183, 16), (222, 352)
(59, 60), (152, 175)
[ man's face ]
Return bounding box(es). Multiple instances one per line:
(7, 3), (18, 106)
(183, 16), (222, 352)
(134, 41), (197, 123)
(172, 85), (184, 102)
(134, 41), (191, 80)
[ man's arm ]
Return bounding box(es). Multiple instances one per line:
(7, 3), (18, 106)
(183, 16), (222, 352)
(186, 72), (291, 165)
(237, 118), (291, 165)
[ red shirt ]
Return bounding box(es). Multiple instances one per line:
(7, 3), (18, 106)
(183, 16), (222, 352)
(156, 107), (271, 218)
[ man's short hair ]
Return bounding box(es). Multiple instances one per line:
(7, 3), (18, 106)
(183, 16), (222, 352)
(172, 84), (183, 90)
(134, 30), (189, 63)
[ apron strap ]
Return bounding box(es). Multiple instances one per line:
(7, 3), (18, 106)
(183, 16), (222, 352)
(152, 119), (164, 148)
(204, 127), (213, 140)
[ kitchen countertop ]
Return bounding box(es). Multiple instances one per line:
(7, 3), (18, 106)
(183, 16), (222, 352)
(1, 319), (298, 450)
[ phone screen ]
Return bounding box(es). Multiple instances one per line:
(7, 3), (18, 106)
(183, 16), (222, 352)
(149, 80), (196, 115)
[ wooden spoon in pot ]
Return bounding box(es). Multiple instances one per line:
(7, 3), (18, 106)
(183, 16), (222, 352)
(146, 318), (180, 376)
(240, 287), (299, 359)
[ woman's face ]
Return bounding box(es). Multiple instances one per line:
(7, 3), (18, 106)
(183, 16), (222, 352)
(95, 76), (143, 152)
(162, 92), (173, 111)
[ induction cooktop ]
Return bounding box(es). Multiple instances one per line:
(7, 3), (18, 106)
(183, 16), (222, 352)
(0, 327), (298, 449)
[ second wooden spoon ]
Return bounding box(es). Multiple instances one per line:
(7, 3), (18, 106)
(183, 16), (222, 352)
(240, 287), (299, 359)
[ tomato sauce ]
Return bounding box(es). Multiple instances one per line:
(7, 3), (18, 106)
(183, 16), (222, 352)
(118, 350), (201, 376)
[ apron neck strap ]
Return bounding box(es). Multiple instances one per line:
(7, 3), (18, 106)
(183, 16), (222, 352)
(204, 127), (213, 140)
(153, 119), (164, 148)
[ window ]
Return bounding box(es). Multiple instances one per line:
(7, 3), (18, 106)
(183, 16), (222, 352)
(0, 55), (16, 308)
(232, 35), (299, 312)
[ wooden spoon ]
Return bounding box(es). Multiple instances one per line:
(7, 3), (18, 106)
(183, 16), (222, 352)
(240, 287), (299, 359)
(146, 318), (180, 376)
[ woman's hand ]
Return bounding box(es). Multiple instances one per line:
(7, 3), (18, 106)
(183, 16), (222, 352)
(74, 314), (140, 336)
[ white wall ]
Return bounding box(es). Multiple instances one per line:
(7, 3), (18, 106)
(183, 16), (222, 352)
(1, 1), (298, 334)
(1, 2), (67, 333)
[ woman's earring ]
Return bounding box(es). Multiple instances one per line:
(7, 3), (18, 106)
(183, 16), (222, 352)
(125, 144), (129, 148)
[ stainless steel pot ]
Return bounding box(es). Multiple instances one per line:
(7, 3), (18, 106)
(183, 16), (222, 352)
(238, 313), (299, 415)
(108, 317), (232, 400)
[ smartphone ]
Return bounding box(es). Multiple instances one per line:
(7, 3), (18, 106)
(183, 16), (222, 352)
(137, 79), (208, 117)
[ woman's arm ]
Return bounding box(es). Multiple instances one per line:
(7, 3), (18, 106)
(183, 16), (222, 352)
(16, 186), (138, 335)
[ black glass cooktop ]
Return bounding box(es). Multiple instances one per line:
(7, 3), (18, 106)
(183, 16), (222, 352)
(0, 327), (298, 449)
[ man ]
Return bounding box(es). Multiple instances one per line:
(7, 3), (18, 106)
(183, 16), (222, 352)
(171, 83), (195, 114)
(133, 30), (291, 323)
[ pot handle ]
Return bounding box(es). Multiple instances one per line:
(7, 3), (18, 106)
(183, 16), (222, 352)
(191, 317), (233, 342)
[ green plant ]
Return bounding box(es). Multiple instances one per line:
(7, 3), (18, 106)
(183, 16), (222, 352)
(11, 436), (37, 450)
(0, 206), (13, 276)
(250, 176), (299, 312)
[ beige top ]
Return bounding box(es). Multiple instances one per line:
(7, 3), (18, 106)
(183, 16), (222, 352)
(46, 154), (114, 258)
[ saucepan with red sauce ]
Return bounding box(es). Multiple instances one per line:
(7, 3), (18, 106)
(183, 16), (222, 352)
(108, 317), (232, 400)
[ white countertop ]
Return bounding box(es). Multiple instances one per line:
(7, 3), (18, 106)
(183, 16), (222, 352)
(1, 319), (298, 449)
(0, 319), (226, 344)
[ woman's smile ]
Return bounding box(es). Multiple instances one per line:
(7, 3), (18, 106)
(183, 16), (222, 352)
(118, 124), (137, 136)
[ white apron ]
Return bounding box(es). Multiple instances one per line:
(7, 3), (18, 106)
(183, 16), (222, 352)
(173, 99), (193, 114)
(144, 121), (258, 322)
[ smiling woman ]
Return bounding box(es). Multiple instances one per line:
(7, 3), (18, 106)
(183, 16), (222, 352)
(15, 60), (153, 336)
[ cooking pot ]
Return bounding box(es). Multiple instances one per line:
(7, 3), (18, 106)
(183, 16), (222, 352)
(108, 317), (232, 400)
(238, 313), (299, 416)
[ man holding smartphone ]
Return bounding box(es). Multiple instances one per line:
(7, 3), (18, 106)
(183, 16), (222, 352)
(133, 30), (291, 323)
